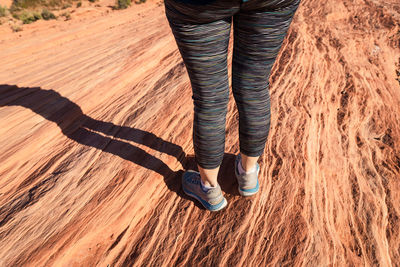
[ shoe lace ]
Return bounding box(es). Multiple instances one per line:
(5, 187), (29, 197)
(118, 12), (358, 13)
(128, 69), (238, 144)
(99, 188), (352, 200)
(188, 177), (200, 185)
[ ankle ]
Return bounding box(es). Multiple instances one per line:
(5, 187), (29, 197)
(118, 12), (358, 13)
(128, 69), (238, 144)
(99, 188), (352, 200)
(200, 177), (217, 188)
(197, 164), (220, 188)
(239, 153), (259, 173)
(239, 159), (256, 174)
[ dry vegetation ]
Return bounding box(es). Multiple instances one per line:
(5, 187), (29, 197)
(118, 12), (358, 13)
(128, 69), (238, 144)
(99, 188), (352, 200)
(0, 0), (146, 31)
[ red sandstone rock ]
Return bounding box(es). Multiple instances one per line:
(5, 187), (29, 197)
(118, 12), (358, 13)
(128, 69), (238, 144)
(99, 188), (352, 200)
(0, 0), (399, 266)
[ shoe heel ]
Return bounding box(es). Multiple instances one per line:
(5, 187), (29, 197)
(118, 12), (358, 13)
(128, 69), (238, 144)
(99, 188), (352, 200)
(238, 186), (259, 196)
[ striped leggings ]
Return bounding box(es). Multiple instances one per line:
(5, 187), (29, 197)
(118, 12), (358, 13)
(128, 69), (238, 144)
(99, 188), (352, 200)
(164, 0), (301, 169)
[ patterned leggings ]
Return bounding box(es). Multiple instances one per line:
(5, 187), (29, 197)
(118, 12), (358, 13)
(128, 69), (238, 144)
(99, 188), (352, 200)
(164, 0), (301, 169)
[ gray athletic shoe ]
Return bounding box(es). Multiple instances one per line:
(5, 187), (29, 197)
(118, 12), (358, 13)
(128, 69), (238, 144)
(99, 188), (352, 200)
(182, 170), (228, 211)
(234, 153), (260, 196)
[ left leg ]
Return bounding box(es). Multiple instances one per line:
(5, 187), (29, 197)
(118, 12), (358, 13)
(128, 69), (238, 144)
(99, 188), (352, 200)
(164, 0), (235, 187)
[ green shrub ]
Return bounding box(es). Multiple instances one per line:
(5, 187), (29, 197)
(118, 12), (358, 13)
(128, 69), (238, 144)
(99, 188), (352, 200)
(11, 0), (40, 10)
(88, 0), (95, 2)
(47, 0), (60, 8)
(33, 11), (41, 19)
(60, 10), (70, 20)
(41, 8), (55, 19)
(61, 3), (71, 8)
(0, 5), (8, 17)
(134, 0), (145, 3)
(115, 0), (130, 9)
(15, 10), (42, 23)
(11, 24), (22, 31)
(76, 1), (81, 7)
(9, 4), (20, 14)
(11, 0), (73, 10)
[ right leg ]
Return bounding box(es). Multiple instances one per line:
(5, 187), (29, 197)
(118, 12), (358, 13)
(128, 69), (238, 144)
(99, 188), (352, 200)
(232, 0), (301, 170)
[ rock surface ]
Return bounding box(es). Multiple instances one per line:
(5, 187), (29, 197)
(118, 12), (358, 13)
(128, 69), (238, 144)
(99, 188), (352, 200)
(0, 0), (400, 266)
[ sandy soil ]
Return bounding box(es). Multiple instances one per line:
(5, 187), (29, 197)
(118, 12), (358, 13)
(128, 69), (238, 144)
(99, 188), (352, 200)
(0, 0), (400, 266)
(0, 0), (11, 8)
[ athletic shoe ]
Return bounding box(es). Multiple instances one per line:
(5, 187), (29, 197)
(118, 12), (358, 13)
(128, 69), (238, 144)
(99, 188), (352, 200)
(182, 170), (228, 211)
(234, 153), (260, 196)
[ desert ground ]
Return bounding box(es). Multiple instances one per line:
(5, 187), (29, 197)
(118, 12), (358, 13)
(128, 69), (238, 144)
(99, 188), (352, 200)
(0, 0), (400, 266)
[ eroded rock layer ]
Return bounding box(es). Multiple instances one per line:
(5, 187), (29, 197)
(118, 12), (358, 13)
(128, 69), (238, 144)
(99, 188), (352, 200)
(0, 0), (399, 266)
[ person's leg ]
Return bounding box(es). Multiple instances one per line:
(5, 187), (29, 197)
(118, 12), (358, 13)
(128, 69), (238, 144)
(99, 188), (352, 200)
(240, 154), (259, 172)
(232, 0), (301, 170)
(164, 1), (235, 187)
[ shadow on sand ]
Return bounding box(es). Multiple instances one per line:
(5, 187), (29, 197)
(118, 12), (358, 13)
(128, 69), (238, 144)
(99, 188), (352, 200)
(0, 84), (239, 210)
